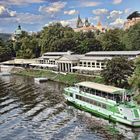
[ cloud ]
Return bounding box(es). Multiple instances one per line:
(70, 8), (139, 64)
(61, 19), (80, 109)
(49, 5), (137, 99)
(80, 1), (101, 7)
(45, 18), (77, 27)
(107, 10), (123, 19)
(60, 20), (70, 26)
(110, 18), (125, 27)
(0, 0), (44, 5)
(60, 18), (78, 27)
(39, 1), (67, 15)
(0, 11), (44, 26)
(0, 5), (16, 18)
(124, 8), (131, 14)
(64, 9), (79, 15)
(113, 0), (122, 4)
(16, 13), (44, 24)
(92, 9), (108, 15)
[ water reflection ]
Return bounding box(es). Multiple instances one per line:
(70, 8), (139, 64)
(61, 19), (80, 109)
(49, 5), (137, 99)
(0, 75), (140, 140)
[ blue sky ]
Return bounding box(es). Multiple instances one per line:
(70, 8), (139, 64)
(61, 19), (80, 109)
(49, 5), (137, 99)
(0, 0), (140, 33)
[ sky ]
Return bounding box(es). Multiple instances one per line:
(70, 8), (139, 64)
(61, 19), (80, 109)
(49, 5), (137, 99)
(0, 0), (140, 33)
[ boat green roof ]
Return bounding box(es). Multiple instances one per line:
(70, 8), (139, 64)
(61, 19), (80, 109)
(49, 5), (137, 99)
(76, 81), (125, 94)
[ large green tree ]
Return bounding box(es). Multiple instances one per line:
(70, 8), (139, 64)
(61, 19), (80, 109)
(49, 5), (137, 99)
(101, 57), (134, 88)
(99, 29), (125, 51)
(129, 57), (140, 90)
(122, 22), (140, 50)
(0, 38), (12, 62)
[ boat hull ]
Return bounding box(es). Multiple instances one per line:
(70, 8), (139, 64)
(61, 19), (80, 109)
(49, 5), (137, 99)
(64, 95), (140, 127)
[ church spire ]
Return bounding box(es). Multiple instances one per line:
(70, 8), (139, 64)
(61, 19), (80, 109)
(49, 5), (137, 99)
(76, 15), (83, 28)
(85, 18), (90, 27)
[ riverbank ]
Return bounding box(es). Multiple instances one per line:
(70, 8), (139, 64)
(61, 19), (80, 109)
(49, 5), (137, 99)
(15, 69), (104, 85)
(14, 68), (140, 103)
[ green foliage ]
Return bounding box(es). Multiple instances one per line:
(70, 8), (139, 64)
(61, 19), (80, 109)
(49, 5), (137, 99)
(101, 57), (134, 88)
(14, 34), (41, 59)
(17, 69), (104, 85)
(1, 22), (140, 60)
(0, 33), (11, 41)
(39, 23), (102, 54)
(122, 22), (140, 50)
(99, 29), (125, 51)
(129, 57), (140, 90)
(0, 38), (13, 62)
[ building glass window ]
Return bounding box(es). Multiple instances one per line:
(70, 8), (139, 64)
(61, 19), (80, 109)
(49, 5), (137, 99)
(84, 62), (86, 67)
(96, 62), (100, 68)
(92, 62), (95, 67)
(88, 62), (91, 67)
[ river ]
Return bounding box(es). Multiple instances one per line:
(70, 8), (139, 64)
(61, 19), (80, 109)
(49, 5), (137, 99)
(0, 75), (140, 140)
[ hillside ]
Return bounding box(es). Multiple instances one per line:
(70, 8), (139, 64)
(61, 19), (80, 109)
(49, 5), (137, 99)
(0, 33), (12, 41)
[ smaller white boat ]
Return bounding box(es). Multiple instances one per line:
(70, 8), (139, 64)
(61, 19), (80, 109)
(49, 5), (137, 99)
(34, 77), (49, 83)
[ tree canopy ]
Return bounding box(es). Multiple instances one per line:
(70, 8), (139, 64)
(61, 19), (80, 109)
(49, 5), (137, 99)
(0, 38), (13, 62)
(129, 57), (140, 90)
(0, 21), (140, 61)
(101, 57), (134, 88)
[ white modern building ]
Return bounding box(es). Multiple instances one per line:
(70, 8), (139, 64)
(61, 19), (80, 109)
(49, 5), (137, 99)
(31, 51), (140, 74)
(2, 51), (140, 75)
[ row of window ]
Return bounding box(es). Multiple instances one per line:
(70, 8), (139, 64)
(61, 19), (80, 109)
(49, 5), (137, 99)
(79, 62), (105, 68)
(76, 94), (106, 109)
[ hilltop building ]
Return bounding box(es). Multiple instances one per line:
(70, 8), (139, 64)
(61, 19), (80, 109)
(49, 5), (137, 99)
(74, 15), (106, 33)
(11, 25), (22, 41)
(124, 11), (140, 30)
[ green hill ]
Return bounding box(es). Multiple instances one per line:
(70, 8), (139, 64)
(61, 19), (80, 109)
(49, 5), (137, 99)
(0, 33), (12, 41)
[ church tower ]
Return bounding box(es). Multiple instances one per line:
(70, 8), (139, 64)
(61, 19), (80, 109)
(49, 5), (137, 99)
(84, 18), (90, 27)
(76, 15), (83, 28)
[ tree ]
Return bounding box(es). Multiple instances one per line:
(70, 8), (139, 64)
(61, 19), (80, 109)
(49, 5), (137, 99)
(100, 29), (125, 51)
(129, 57), (140, 90)
(101, 57), (134, 88)
(39, 23), (74, 54)
(122, 22), (140, 50)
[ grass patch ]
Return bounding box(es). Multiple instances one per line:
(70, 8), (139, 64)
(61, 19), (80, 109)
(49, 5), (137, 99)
(16, 69), (56, 78)
(15, 69), (104, 85)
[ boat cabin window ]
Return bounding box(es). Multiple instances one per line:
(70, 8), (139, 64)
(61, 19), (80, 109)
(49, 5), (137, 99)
(76, 94), (107, 109)
(69, 93), (73, 97)
(78, 85), (123, 102)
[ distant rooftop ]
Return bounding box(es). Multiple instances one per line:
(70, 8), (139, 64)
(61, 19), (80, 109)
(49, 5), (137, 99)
(85, 51), (140, 56)
(59, 54), (84, 61)
(127, 11), (140, 20)
(43, 51), (74, 56)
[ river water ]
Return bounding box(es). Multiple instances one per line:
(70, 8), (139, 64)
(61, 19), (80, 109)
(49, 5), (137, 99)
(0, 75), (140, 140)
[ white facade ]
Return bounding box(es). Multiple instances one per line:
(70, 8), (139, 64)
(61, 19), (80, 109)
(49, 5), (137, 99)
(35, 51), (140, 74)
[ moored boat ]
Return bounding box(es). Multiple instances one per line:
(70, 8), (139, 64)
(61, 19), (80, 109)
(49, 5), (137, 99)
(63, 81), (140, 127)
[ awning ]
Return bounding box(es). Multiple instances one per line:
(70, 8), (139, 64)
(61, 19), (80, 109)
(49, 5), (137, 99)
(71, 66), (101, 71)
(76, 82), (125, 94)
(30, 63), (58, 68)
